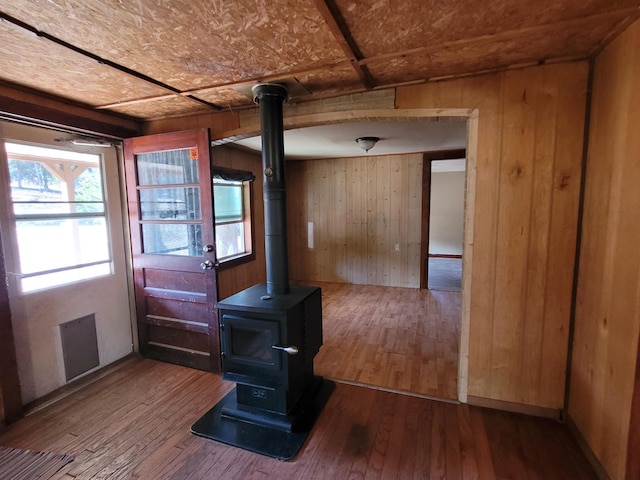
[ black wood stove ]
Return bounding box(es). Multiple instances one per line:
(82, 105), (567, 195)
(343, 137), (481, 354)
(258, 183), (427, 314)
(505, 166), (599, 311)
(191, 83), (334, 460)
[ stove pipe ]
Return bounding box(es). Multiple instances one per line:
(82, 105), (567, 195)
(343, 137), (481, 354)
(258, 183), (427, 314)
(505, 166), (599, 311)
(252, 83), (290, 296)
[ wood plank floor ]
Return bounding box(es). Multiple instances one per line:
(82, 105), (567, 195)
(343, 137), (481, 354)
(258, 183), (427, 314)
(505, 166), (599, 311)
(0, 358), (596, 479)
(312, 282), (460, 400)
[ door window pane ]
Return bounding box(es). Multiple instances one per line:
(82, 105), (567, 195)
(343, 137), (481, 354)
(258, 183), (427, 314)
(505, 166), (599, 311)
(139, 187), (201, 220)
(136, 149), (199, 186)
(142, 223), (203, 256)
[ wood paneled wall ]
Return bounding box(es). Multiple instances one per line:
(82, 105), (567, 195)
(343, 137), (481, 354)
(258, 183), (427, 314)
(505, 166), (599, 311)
(286, 153), (423, 287)
(568, 19), (640, 480)
(209, 146), (266, 300)
(145, 61), (588, 411)
(143, 110), (239, 141)
(397, 62), (588, 409)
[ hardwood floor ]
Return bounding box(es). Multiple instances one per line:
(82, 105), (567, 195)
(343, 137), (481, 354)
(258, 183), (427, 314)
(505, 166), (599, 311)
(312, 282), (460, 400)
(0, 358), (596, 479)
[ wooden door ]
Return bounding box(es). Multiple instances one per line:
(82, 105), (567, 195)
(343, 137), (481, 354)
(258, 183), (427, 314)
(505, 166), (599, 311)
(124, 129), (220, 373)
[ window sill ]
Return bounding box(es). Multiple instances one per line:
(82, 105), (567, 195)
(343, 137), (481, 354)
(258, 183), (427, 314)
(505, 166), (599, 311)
(216, 252), (256, 271)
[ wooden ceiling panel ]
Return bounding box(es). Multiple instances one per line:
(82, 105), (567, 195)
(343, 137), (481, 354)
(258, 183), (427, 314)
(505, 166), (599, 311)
(106, 96), (213, 120)
(336, 0), (640, 57)
(0, 0), (638, 122)
(365, 18), (621, 84)
(0, 21), (170, 107)
(190, 88), (255, 109)
(0, 0), (346, 91)
(294, 64), (362, 97)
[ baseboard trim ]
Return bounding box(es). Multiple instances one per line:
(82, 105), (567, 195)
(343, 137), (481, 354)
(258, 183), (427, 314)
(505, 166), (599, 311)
(24, 352), (139, 415)
(466, 395), (561, 420)
(428, 254), (463, 259)
(565, 414), (611, 480)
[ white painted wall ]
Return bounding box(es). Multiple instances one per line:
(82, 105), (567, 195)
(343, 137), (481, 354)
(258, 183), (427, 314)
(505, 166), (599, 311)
(0, 122), (134, 403)
(429, 170), (465, 255)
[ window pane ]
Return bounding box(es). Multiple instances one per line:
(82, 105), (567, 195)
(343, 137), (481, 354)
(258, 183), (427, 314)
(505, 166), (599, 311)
(136, 149), (199, 186)
(4, 142), (111, 292)
(142, 223), (203, 256)
(215, 222), (245, 259)
(22, 263), (111, 293)
(9, 159), (60, 198)
(214, 183), (242, 222)
(16, 218), (110, 275)
(73, 165), (104, 201)
(9, 159), (103, 202)
(139, 187), (201, 220)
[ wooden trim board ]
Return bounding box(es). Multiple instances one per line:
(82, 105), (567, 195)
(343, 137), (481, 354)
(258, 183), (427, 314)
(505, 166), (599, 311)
(467, 395), (561, 420)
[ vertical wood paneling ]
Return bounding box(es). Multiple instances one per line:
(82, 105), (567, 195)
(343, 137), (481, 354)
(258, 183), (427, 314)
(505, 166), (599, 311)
(458, 76), (503, 399)
(519, 67), (555, 406)
(209, 145), (266, 300)
(287, 154), (423, 288)
(334, 160), (348, 282)
(396, 62), (587, 409)
(143, 110), (239, 140)
(569, 18), (640, 480)
(539, 65), (585, 406)
(142, 61), (588, 413)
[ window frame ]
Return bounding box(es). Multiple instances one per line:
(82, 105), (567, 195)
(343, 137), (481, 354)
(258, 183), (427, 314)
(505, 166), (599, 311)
(3, 141), (113, 293)
(213, 167), (255, 270)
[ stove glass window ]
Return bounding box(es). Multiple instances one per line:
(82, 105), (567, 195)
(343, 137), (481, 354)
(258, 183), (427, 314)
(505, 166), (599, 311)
(230, 325), (273, 361)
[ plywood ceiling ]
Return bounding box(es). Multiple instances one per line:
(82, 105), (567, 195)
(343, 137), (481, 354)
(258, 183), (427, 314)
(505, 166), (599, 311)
(0, 0), (638, 121)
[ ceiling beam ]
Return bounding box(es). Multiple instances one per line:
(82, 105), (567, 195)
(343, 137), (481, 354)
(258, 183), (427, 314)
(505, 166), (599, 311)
(312, 0), (374, 90)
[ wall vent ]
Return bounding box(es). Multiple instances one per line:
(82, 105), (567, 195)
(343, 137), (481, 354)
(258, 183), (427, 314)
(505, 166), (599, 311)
(60, 314), (99, 381)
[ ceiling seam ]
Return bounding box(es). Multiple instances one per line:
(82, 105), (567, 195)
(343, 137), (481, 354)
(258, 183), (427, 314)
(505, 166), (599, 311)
(0, 11), (221, 112)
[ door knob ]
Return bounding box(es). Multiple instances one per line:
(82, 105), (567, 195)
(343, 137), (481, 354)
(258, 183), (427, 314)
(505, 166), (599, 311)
(200, 260), (214, 270)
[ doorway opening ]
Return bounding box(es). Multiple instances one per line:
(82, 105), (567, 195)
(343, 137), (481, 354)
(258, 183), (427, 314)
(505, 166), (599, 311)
(420, 149), (467, 292)
(223, 108), (478, 402)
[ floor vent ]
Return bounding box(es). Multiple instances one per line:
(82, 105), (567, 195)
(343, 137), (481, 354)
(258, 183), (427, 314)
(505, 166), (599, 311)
(60, 314), (99, 381)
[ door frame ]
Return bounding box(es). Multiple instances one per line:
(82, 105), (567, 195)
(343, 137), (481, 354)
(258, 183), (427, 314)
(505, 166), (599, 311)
(0, 125), (21, 424)
(0, 200), (22, 426)
(420, 148), (467, 289)
(218, 107), (479, 403)
(627, 328), (640, 478)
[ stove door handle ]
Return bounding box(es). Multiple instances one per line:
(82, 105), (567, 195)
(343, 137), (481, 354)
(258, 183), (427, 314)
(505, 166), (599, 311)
(272, 345), (299, 355)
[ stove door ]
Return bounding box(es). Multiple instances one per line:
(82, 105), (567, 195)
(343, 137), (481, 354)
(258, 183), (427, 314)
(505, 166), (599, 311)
(220, 314), (281, 372)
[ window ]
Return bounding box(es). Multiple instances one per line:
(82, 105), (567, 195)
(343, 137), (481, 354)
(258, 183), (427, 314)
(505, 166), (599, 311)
(4, 142), (111, 292)
(135, 149), (204, 257)
(213, 168), (254, 264)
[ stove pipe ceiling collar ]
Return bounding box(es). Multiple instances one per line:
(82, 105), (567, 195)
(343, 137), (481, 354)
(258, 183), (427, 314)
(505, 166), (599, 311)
(252, 83), (290, 296)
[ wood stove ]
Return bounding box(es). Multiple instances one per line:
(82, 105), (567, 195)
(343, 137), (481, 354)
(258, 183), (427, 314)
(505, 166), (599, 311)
(191, 83), (334, 459)
(216, 283), (323, 430)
